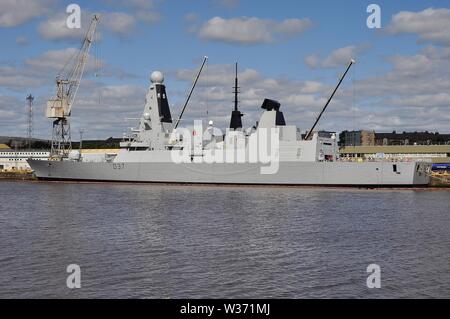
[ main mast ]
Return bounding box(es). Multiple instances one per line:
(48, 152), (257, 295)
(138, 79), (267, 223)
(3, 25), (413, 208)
(229, 63), (243, 130)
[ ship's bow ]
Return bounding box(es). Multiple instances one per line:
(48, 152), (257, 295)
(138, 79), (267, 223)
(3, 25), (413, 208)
(27, 159), (51, 179)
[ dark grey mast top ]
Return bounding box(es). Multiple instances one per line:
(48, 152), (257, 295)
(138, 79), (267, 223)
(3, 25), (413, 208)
(229, 63), (243, 130)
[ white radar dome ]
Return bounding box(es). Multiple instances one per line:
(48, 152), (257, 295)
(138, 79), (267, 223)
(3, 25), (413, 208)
(150, 71), (164, 84)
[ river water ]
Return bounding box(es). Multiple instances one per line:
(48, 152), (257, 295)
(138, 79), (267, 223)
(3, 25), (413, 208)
(0, 180), (449, 298)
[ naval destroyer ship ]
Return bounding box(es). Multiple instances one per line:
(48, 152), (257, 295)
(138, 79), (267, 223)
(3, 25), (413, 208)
(28, 59), (430, 187)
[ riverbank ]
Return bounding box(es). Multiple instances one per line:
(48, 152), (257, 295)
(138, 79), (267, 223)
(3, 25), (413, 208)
(0, 172), (36, 181)
(430, 174), (450, 188)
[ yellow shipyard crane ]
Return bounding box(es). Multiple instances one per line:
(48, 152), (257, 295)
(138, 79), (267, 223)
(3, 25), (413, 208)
(46, 14), (100, 158)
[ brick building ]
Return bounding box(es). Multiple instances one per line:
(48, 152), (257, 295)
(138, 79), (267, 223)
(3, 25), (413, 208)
(339, 131), (450, 147)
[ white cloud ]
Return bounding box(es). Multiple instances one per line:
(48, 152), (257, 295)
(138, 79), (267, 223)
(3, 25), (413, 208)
(0, 109), (16, 118)
(0, 74), (45, 90)
(0, 0), (53, 27)
(357, 46), (450, 97)
(276, 19), (311, 35)
(172, 53), (450, 135)
(124, 0), (161, 23)
(25, 48), (102, 75)
(2, 46), (450, 138)
(38, 11), (138, 41)
(389, 93), (450, 108)
(306, 44), (370, 69)
(0, 46), (135, 93)
(63, 84), (148, 138)
(386, 54), (431, 76)
(0, 94), (30, 138)
(2, 53), (449, 138)
(37, 13), (86, 41)
(0, 65), (46, 90)
(299, 81), (327, 94)
(349, 45), (450, 132)
(197, 16), (312, 45)
(176, 64), (261, 86)
(0, 82), (148, 139)
(95, 85), (146, 103)
(102, 12), (137, 36)
(171, 63), (336, 132)
(387, 8), (450, 46)
(100, 0), (162, 24)
(304, 55), (320, 69)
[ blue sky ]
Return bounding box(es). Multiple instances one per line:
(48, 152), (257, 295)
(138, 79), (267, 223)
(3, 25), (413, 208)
(1, 0), (449, 139)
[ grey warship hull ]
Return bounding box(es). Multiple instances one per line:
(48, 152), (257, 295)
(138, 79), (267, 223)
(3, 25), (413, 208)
(28, 159), (430, 187)
(32, 63), (431, 188)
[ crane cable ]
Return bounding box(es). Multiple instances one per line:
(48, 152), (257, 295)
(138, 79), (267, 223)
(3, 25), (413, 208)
(59, 49), (78, 80)
(352, 62), (356, 131)
(206, 58), (209, 117)
(95, 29), (101, 105)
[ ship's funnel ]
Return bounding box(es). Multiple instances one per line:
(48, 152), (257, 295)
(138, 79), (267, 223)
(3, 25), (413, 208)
(260, 99), (286, 126)
(230, 110), (243, 130)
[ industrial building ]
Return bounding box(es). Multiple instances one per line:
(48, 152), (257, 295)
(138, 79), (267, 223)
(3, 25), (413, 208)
(339, 131), (450, 147)
(0, 148), (119, 172)
(339, 130), (375, 146)
(375, 132), (450, 146)
(0, 144), (11, 150)
(0, 150), (50, 171)
(339, 145), (450, 163)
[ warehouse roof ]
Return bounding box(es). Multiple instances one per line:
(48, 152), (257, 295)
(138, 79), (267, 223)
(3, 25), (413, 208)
(0, 144), (11, 150)
(340, 145), (450, 154)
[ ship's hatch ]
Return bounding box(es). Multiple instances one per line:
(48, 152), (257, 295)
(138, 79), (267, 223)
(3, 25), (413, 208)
(156, 84), (172, 123)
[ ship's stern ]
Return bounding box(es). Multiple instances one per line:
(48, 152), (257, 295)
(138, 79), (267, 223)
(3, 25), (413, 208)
(412, 162), (431, 186)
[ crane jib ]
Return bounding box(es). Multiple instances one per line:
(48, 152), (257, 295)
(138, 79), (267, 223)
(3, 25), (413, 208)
(46, 14), (100, 158)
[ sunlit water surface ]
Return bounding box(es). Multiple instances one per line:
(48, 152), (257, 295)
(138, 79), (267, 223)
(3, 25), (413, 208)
(0, 181), (449, 298)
